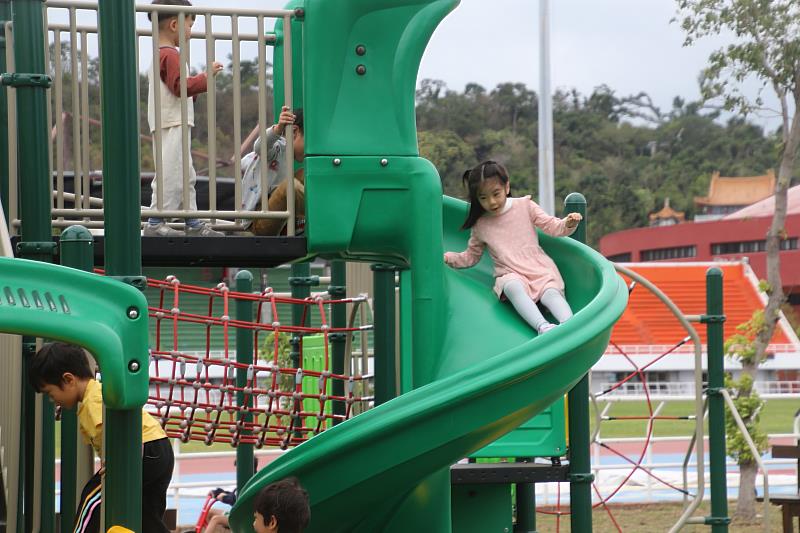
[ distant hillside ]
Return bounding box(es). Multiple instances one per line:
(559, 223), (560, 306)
(415, 80), (789, 246)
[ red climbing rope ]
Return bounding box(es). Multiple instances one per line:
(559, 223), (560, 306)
(139, 273), (373, 449)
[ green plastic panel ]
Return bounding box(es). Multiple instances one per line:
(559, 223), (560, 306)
(302, 334), (331, 427)
(471, 400), (566, 459)
(0, 257), (149, 409)
(302, 0), (458, 156)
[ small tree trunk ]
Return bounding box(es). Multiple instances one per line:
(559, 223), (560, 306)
(735, 460), (759, 522)
(753, 109), (800, 358)
(735, 360), (758, 517)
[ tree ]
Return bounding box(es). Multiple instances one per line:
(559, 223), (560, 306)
(723, 312), (769, 520)
(676, 0), (800, 521)
(417, 130), (475, 196)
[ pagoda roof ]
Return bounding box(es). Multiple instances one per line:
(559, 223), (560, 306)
(694, 170), (775, 207)
(648, 198), (685, 223)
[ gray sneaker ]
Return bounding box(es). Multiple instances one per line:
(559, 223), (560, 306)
(185, 223), (224, 237)
(143, 222), (185, 237)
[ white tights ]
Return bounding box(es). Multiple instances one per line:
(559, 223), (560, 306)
(503, 280), (573, 332)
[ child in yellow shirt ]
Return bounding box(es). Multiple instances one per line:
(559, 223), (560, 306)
(29, 342), (173, 533)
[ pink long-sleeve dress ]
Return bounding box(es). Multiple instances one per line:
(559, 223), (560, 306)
(444, 196), (576, 302)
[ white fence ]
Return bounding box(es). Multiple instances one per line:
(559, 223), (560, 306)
(598, 380), (800, 397)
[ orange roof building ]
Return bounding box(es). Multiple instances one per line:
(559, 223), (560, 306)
(592, 261), (800, 396)
(694, 171), (775, 221)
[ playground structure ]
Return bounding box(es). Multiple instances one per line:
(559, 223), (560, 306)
(0, 0), (784, 531)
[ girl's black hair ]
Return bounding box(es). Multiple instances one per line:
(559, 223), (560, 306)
(461, 160), (510, 230)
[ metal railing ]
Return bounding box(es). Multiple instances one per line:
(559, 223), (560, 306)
(597, 380), (800, 397)
(6, 1), (300, 235)
(604, 343), (797, 356)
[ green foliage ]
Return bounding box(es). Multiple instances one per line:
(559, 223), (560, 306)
(418, 130), (474, 196)
(415, 79), (782, 245)
(724, 310), (765, 366)
(723, 312), (769, 466)
(258, 331), (294, 393)
(675, 0), (800, 116)
(723, 373), (768, 463)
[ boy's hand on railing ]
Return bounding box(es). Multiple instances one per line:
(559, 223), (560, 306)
(275, 105), (296, 136)
(211, 61), (224, 76)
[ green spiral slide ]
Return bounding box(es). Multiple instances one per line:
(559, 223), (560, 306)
(229, 193), (628, 531)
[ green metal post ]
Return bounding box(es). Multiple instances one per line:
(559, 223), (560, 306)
(0, 0), (10, 219)
(9, 0), (50, 259)
(515, 474), (536, 533)
(9, 0), (56, 528)
(97, 0), (143, 526)
(564, 192), (592, 533)
(20, 342), (36, 533)
(705, 267), (729, 531)
(236, 270), (255, 490)
(59, 226), (94, 532)
(371, 264), (398, 405)
(289, 262), (311, 438)
(327, 261), (346, 424)
(98, 0), (141, 279)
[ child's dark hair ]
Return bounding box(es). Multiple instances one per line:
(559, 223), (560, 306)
(28, 342), (94, 392)
(293, 108), (304, 134)
(254, 477), (310, 533)
(148, 0), (194, 26)
(461, 160), (510, 230)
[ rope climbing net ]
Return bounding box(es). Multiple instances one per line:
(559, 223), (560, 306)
(142, 273), (373, 449)
(537, 282), (702, 532)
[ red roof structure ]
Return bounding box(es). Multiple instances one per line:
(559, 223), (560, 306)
(608, 262), (798, 355)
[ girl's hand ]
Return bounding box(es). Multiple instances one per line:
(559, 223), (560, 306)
(211, 61), (224, 76)
(443, 252), (452, 266)
(564, 212), (582, 228)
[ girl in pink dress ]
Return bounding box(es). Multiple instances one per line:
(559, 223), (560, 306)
(444, 161), (582, 334)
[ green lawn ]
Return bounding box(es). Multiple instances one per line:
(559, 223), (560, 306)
(590, 398), (798, 439)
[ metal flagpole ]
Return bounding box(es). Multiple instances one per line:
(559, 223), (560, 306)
(538, 0), (555, 215)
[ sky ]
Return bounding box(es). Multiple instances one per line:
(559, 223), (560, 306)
(46, 0), (783, 131)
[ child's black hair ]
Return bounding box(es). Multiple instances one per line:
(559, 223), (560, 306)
(461, 160), (510, 230)
(293, 108), (304, 134)
(254, 477), (310, 533)
(148, 0), (194, 25)
(28, 342), (94, 392)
